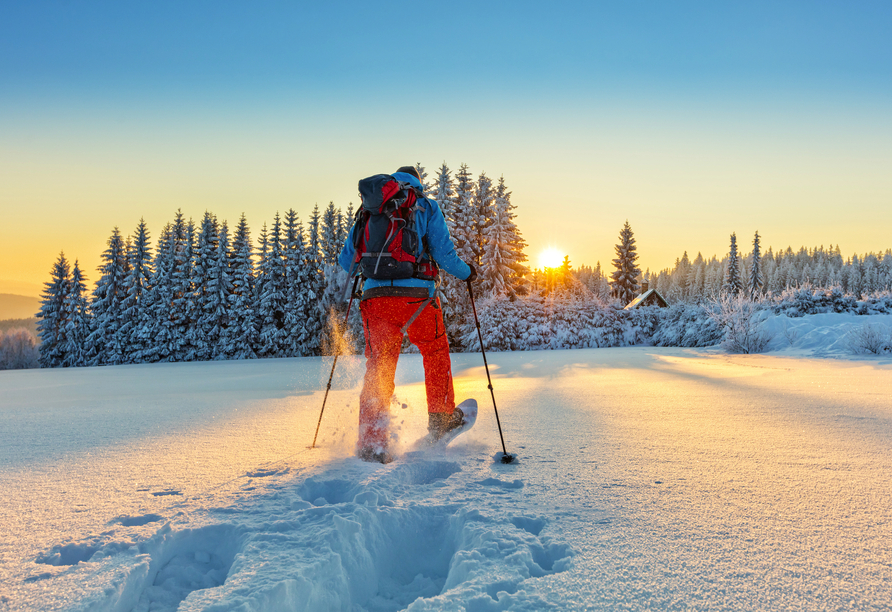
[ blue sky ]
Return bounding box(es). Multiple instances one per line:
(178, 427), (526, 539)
(2, 1), (891, 293)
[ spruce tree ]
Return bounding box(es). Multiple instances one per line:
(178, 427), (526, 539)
(750, 230), (763, 300)
(168, 211), (192, 361)
(206, 221), (233, 359)
(37, 252), (71, 368)
(321, 202), (340, 264)
(191, 211), (219, 361)
(482, 180), (522, 297)
(414, 162), (433, 194)
(609, 221), (641, 305)
(472, 171), (495, 268)
(225, 214), (257, 359)
(256, 214), (287, 357)
(725, 232), (743, 295)
(63, 260), (90, 367)
(121, 219), (153, 362)
(495, 177), (529, 295)
(433, 162), (456, 230)
(87, 228), (128, 365)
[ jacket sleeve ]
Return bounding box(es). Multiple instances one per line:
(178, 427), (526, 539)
(425, 199), (472, 281)
(339, 223), (357, 273)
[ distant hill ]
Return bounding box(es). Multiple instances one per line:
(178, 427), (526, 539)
(0, 294), (40, 320)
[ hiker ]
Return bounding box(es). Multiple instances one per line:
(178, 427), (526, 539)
(339, 166), (476, 463)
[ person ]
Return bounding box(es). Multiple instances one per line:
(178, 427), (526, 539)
(339, 165), (476, 463)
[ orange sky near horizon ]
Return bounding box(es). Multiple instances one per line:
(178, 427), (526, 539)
(3, 95), (891, 298)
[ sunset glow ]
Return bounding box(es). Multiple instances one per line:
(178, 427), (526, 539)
(539, 248), (565, 270)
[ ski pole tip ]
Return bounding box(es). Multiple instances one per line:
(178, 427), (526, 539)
(495, 452), (517, 464)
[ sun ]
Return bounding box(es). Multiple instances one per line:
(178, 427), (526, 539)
(539, 248), (564, 269)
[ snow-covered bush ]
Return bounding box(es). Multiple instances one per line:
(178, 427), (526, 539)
(0, 328), (40, 370)
(708, 295), (773, 354)
(648, 303), (723, 347)
(845, 323), (892, 355)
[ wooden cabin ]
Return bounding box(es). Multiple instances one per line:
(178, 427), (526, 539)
(623, 282), (669, 309)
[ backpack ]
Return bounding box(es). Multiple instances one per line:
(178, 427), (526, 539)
(352, 174), (439, 281)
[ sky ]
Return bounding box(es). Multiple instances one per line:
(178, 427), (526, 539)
(2, 0), (891, 296)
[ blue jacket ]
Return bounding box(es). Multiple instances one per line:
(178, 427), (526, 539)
(339, 171), (471, 297)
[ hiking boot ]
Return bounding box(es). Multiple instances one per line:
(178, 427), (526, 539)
(358, 446), (394, 464)
(428, 407), (464, 442)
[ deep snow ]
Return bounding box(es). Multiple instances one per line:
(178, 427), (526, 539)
(1, 313), (891, 611)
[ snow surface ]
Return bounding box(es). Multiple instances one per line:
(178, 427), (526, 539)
(1, 313), (891, 611)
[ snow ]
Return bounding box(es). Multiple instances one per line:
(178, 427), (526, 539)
(2, 314), (892, 610)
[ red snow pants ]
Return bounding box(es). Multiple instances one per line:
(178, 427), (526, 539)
(358, 296), (456, 450)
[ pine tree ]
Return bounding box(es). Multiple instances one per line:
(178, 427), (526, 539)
(482, 178), (525, 298)
(191, 212), (219, 361)
(308, 205), (322, 266)
(433, 162), (456, 230)
(472, 171), (495, 268)
(321, 202), (341, 264)
(206, 221), (233, 359)
(725, 232), (742, 295)
(283, 209), (306, 357)
(167, 211), (193, 361)
(37, 252), (71, 368)
(451, 163), (476, 265)
(87, 228), (128, 365)
(750, 230), (763, 300)
(63, 260), (90, 367)
(256, 214), (287, 357)
(224, 214), (257, 359)
(609, 221), (641, 305)
(121, 219), (153, 363)
(414, 162), (433, 194)
(138, 223), (175, 362)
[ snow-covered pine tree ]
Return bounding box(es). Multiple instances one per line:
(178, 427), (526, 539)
(206, 221), (233, 359)
(87, 228), (128, 365)
(299, 216), (325, 357)
(725, 232), (743, 295)
(494, 176), (529, 295)
(224, 214), (257, 359)
(63, 260), (90, 367)
(451, 164), (476, 265)
(166, 212), (193, 361)
(308, 205), (322, 267)
(256, 214), (288, 358)
(37, 252), (71, 368)
(433, 162), (456, 230)
(414, 162), (434, 195)
(137, 223), (174, 363)
(191, 212), (219, 361)
(283, 209), (306, 357)
(321, 202), (340, 265)
(121, 219), (152, 363)
(750, 231), (763, 300)
(609, 221), (641, 305)
(438, 164), (476, 349)
(472, 172), (494, 270)
(481, 183), (515, 297)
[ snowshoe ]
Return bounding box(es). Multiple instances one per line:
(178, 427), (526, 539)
(357, 446), (394, 464)
(426, 399), (477, 446)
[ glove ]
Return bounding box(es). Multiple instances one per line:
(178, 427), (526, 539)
(465, 264), (478, 283)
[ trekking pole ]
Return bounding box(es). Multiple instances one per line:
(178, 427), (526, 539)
(467, 280), (515, 464)
(310, 275), (361, 449)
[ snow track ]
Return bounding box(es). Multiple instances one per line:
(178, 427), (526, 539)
(63, 456), (571, 612)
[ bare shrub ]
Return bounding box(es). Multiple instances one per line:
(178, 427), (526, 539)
(0, 328), (41, 370)
(708, 294), (774, 354)
(782, 320), (798, 346)
(846, 323), (892, 355)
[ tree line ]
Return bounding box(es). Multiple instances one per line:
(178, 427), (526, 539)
(36, 163), (528, 367)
